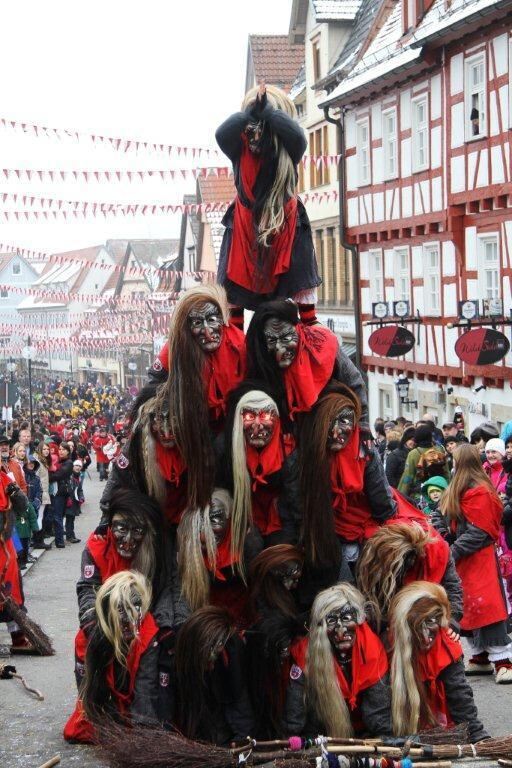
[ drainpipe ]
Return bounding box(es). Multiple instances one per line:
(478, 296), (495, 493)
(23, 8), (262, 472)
(323, 105), (363, 372)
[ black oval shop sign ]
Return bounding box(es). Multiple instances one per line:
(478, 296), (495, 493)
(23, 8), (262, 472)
(455, 327), (510, 365)
(368, 325), (416, 357)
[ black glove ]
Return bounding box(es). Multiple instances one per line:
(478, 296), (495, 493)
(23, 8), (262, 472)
(0, 664), (17, 679)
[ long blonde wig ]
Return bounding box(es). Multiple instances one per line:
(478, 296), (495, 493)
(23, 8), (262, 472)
(356, 523), (436, 628)
(95, 570), (152, 668)
(241, 84), (299, 247)
(389, 581), (450, 735)
(231, 390), (279, 577)
(177, 488), (233, 611)
(306, 584), (367, 737)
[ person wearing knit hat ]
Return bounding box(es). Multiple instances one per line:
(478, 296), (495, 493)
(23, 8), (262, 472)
(385, 427), (415, 489)
(483, 438), (507, 498)
(421, 475), (449, 517)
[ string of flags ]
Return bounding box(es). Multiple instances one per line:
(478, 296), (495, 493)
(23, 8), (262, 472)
(0, 157), (340, 184)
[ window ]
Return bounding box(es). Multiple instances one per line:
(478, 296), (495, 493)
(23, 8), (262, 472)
(412, 96), (429, 171)
(0, 289), (8, 299)
(312, 39), (321, 81)
(296, 103), (304, 119)
(383, 109), (398, 179)
(368, 250), (384, 302)
(379, 388), (393, 420)
(356, 119), (370, 186)
(11, 261), (21, 276)
(478, 235), (499, 299)
(465, 54), (486, 140)
(423, 243), (441, 315)
(308, 125), (330, 187)
(394, 248), (410, 301)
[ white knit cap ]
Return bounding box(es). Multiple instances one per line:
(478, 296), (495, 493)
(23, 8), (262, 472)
(485, 437), (506, 456)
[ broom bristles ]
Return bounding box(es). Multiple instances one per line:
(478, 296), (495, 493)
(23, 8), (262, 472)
(432, 735), (512, 759)
(415, 723), (469, 745)
(3, 594), (54, 656)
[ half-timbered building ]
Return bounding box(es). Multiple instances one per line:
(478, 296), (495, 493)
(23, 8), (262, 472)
(319, 0), (512, 432)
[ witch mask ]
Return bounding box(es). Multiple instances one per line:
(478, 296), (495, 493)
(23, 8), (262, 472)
(188, 302), (223, 353)
(263, 319), (299, 369)
(111, 514), (147, 559)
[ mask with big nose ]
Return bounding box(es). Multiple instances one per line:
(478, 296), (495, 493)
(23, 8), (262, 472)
(200, 494), (230, 549)
(111, 513), (147, 559)
(328, 407), (356, 452)
(325, 605), (358, 660)
(188, 302), (223, 353)
(263, 319), (299, 369)
(150, 409), (176, 448)
(118, 590), (143, 644)
(242, 407), (278, 449)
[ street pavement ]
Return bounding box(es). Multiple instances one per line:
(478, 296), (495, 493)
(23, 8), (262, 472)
(1, 474), (512, 766)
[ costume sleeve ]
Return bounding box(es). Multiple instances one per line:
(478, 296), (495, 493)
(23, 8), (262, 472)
(441, 555), (463, 626)
(131, 639), (161, 726)
(438, 660), (490, 742)
(76, 547), (101, 632)
(430, 508), (455, 544)
(363, 449), (397, 522)
(282, 670), (307, 735)
(359, 674), (393, 736)
(215, 112), (251, 162)
(450, 523), (493, 563)
(333, 348), (369, 424)
(263, 107), (307, 165)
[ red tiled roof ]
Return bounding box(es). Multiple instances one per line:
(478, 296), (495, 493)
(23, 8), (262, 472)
(249, 35), (305, 93)
(197, 175), (236, 203)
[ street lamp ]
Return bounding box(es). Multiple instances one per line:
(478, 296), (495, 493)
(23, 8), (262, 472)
(394, 375), (418, 409)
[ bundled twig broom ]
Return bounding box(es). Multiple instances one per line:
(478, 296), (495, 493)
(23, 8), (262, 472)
(0, 583), (54, 656)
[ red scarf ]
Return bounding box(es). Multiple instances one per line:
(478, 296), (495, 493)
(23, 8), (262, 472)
(292, 622), (388, 710)
(203, 325), (247, 422)
(415, 629), (463, 729)
(456, 485), (503, 540)
(203, 525), (238, 582)
(246, 430), (294, 536)
(227, 135), (298, 293)
(86, 529), (130, 581)
(283, 325), (338, 418)
(155, 441), (186, 485)
(105, 612), (159, 714)
(330, 427), (370, 541)
(403, 533), (450, 585)
(246, 426), (285, 489)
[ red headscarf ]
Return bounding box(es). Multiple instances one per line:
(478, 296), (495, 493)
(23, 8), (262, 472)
(86, 529), (131, 581)
(330, 427), (371, 541)
(291, 621), (388, 709)
(415, 629), (463, 729)
(283, 325), (338, 418)
(227, 134), (298, 293)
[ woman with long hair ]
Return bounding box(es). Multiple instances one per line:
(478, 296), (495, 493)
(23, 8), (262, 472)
(283, 583), (391, 737)
(220, 381), (298, 548)
(439, 443), (512, 684)
(177, 488), (258, 627)
(357, 522), (463, 635)
(74, 488), (160, 690)
(34, 440), (52, 546)
(174, 605), (255, 744)
(215, 82), (321, 326)
(388, 582), (488, 742)
(64, 571), (160, 742)
(299, 384), (396, 592)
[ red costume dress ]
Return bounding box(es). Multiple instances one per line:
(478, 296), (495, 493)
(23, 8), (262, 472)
(246, 430), (295, 538)
(64, 613), (159, 743)
(415, 629), (463, 729)
(0, 473), (23, 613)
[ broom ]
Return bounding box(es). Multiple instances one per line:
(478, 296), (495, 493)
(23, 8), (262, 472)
(0, 539), (54, 656)
(426, 736), (512, 760)
(0, 584), (54, 656)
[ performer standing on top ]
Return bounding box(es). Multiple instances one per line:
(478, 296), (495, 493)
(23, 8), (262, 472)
(216, 82), (321, 327)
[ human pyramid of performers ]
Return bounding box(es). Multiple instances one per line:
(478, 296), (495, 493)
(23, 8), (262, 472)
(5, 83), (508, 757)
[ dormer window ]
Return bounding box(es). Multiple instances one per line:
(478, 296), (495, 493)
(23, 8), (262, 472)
(12, 261), (21, 276)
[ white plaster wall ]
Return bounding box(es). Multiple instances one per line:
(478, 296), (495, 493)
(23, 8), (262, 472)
(450, 53), (464, 95)
(430, 75), (442, 120)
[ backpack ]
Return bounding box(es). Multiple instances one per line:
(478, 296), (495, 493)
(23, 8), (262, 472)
(415, 448), (447, 483)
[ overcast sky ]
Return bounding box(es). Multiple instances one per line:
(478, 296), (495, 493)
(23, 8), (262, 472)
(0, 0), (292, 252)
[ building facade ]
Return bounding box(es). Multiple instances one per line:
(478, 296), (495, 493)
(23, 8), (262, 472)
(320, 0), (512, 431)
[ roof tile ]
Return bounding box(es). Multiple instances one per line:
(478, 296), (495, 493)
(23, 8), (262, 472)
(249, 35), (305, 93)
